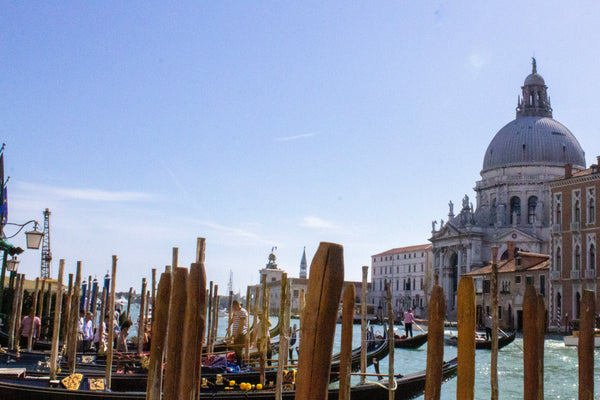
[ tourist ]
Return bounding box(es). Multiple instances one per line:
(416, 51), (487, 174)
(404, 308), (414, 338)
(18, 311), (41, 349)
(485, 312), (492, 340)
(117, 319), (132, 352)
(227, 300), (248, 366)
(82, 312), (94, 352)
(94, 315), (109, 352)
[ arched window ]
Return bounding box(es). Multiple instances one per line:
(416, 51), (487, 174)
(556, 247), (562, 271)
(590, 201), (596, 223)
(490, 198), (497, 226)
(528, 196), (538, 224)
(510, 196), (521, 224)
(575, 245), (581, 270)
(556, 203), (561, 224)
(590, 244), (596, 270)
(574, 200), (581, 223)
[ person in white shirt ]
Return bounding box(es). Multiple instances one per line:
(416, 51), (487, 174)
(82, 312), (94, 352)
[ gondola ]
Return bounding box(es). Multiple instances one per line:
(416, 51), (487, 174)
(444, 331), (516, 350)
(394, 333), (428, 349)
(0, 357), (458, 400)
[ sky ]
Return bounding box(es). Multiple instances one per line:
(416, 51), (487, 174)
(2, 2), (600, 293)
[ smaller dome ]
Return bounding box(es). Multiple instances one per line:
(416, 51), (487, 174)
(524, 73), (545, 86)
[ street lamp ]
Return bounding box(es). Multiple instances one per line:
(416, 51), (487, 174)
(6, 256), (20, 273)
(0, 220), (43, 315)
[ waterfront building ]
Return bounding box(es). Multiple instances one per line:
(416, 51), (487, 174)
(549, 159), (600, 331)
(369, 244), (432, 319)
(430, 59), (587, 319)
(464, 248), (549, 330)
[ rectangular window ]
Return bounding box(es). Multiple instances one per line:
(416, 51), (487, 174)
(498, 306), (502, 320)
(515, 275), (522, 284)
(483, 280), (490, 293)
(540, 275), (546, 296)
(525, 276), (534, 285)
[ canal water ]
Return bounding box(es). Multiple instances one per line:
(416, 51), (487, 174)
(126, 307), (599, 399)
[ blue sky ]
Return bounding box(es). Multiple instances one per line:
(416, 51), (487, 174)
(2, 2), (600, 293)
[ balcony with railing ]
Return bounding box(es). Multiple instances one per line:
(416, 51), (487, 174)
(570, 221), (581, 231)
(552, 224), (561, 234)
(570, 270), (582, 279)
(584, 269), (596, 279)
(551, 270), (561, 281)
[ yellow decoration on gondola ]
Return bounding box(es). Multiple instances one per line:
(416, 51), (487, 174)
(61, 373), (83, 390)
(89, 378), (105, 391)
(256, 383), (263, 390)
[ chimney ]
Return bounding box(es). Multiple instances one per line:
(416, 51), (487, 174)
(507, 241), (516, 261)
(564, 164), (572, 179)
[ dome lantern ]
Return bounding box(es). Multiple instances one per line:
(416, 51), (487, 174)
(516, 57), (552, 118)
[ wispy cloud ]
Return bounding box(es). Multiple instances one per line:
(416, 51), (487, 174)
(275, 133), (315, 142)
(300, 216), (338, 230)
(16, 182), (152, 202)
(197, 220), (273, 246)
(466, 53), (486, 72)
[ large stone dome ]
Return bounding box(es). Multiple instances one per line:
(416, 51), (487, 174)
(482, 116), (586, 172)
(482, 59), (586, 173)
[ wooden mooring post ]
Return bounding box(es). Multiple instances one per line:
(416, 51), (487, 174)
(386, 281), (394, 400)
(360, 265), (368, 385)
(62, 273), (73, 343)
(163, 267), (188, 400)
(457, 276), (476, 400)
(27, 277), (40, 352)
(339, 283), (355, 400)
(490, 247), (499, 400)
(424, 285), (445, 400)
(137, 277), (147, 355)
(275, 273), (291, 400)
(49, 259), (65, 380)
(8, 273), (24, 350)
(536, 294), (545, 400)
(68, 262), (82, 373)
(179, 238), (207, 400)
(145, 272), (172, 400)
(523, 284), (539, 400)
(296, 242), (344, 400)
(578, 289), (595, 400)
(105, 255), (118, 389)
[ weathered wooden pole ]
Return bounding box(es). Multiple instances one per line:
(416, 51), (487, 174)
(13, 274), (26, 350)
(8, 273), (23, 350)
(105, 256), (118, 389)
(146, 272), (172, 400)
(424, 285), (445, 400)
(145, 289), (150, 328)
(137, 277), (147, 355)
(207, 281), (214, 346)
(457, 276), (476, 400)
(84, 275), (92, 312)
(27, 277), (41, 351)
(578, 289), (595, 400)
(62, 273), (73, 342)
(49, 260), (65, 380)
(490, 246), (499, 400)
(44, 281), (53, 339)
(259, 286), (269, 385)
(536, 294), (545, 400)
(99, 286), (107, 328)
(163, 267), (188, 400)
(211, 286), (219, 353)
(296, 242), (344, 400)
(245, 285), (252, 362)
(276, 274), (291, 400)
(523, 284), (539, 400)
(386, 282), (395, 400)
(179, 238), (207, 400)
(151, 268), (157, 317)
(360, 265), (368, 385)
(68, 262), (82, 373)
(339, 283), (355, 400)
(126, 286), (133, 318)
(37, 278), (46, 324)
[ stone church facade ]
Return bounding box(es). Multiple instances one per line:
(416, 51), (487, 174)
(430, 59), (587, 318)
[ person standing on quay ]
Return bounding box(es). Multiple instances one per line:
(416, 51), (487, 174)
(19, 311), (41, 348)
(228, 300), (248, 366)
(403, 308), (414, 338)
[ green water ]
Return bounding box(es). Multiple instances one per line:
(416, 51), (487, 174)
(125, 307), (599, 399)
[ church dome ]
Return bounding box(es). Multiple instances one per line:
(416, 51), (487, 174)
(482, 116), (585, 172)
(482, 59), (586, 173)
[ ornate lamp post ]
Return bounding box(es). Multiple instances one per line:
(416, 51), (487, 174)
(0, 220), (43, 315)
